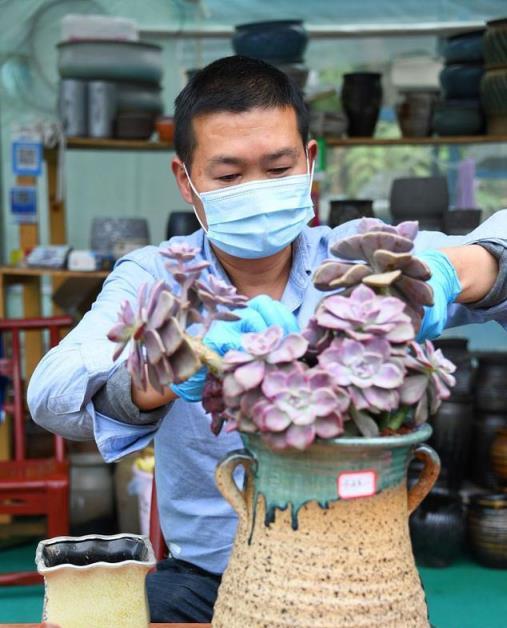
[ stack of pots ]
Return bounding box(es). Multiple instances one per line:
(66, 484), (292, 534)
(409, 338), (473, 568)
(471, 352), (507, 489)
(232, 20), (309, 91)
(58, 33), (163, 139)
(481, 18), (507, 135)
(433, 29), (485, 136)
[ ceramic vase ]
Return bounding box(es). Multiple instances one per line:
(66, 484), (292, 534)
(341, 72), (383, 137)
(212, 424), (440, 627)
(36, 533), (155, 628)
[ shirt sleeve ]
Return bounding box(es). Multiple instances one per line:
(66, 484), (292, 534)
(27, 251), (168, 461)
(414, 209), (507, 329)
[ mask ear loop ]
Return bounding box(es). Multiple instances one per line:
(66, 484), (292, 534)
(306, 151), (316, 189)
(182, 163), (209, 233)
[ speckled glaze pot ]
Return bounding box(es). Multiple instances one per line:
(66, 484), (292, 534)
(213, 424), (440, 627)
(36, 533), (155, 628)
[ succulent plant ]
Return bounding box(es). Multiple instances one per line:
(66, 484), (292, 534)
(108, 243), (247, 392)
(318, 337), (404, 414)
(313, 218), (433, 328)
(400, 340), (456, 424)
(109, 218), (456, 451)
(315, 284), (414, 344)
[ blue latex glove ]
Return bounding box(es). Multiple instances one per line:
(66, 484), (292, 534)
(171, 295), (299, 402)
(417, 250), (462, 341)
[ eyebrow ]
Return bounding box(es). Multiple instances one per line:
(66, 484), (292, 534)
(207, 148), (300, 171)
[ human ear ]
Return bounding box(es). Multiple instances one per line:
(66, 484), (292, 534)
(172, 157), (194, 205)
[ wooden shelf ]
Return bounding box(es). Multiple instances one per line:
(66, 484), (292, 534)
(0, 266), (109, 280)
(62, 137), (174, 151)
(325, 135), (507, 147)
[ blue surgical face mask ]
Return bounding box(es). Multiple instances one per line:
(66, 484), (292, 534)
(183, 155), (315, 259)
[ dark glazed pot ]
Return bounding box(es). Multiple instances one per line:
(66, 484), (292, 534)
(475, 352), (507, 412)
(468, 493), (507, 568)
(432, 99), (485, 136)
(166, 211), (200, 239)
(328, 199), (374, 227)
(443, 208), (482, 235)
(441, 29), (485, 64)
(232, 20), (308, 64)
(429, 399), (474, 490)
(341, 72), (383, 137)
(433, 338), (475, 398)
(390, 176), (448, 228)
(440, 64), (484, 99)
(410, 488), (465, 567)
(470, 412), (507, 489)
(491, 428), (507, 485)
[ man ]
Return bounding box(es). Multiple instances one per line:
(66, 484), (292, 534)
(28, 56), (507, 622)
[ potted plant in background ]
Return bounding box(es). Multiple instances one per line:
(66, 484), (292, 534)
(108, 219), (455, 627)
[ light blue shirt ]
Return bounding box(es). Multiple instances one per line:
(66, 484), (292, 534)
(28, 214), (507, 573)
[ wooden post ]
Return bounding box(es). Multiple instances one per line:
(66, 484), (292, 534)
(45, 148), (67, 314)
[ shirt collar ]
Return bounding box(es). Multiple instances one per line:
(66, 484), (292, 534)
(200, 229), (312, 312)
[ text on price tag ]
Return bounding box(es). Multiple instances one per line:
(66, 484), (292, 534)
(337, 470), (377, 499)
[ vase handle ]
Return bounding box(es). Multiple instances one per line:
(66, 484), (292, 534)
(215, 449), (257, 525)
(407, 443), (441, 515)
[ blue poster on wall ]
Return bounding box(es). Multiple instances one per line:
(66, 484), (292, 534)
(10, 186), (37, 223)
(11, 140), (42, 176)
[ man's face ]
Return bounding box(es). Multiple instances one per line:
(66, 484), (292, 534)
(172, 106), (316, 228)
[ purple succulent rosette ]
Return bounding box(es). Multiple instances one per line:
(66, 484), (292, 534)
(108, 242), (246, 392)
(313, 218), (433, 328)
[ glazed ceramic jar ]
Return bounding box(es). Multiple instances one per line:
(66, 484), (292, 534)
(212, 425), (440, 627)
(341, 72), (383, 137)
(468, 493), (507, 568)
(410, 488), (465, 567)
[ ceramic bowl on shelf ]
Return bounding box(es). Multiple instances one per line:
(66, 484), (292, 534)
(432, 99), (484, 136)
(58, 40), (163, 83)
(440, 63), (484, 99)
(441, 29), (485, 64)
(115, 111), (154, 140)
(115, 82), (163, 115)
(232, 20), (308, 64)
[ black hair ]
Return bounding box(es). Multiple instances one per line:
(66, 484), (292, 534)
(174, 55), (309, 166)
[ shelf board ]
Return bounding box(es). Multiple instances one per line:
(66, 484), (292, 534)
(61, 137), (174, 151)
(325, 135), (507, 147)
(0, 266), (109, 280)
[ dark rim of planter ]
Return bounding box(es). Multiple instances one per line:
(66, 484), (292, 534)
(235, 20), (304, 30)
(475, 351), (507, 365)
(446, 29), (485, 41)
(486, 17), (507, 28)
(469, 493), (507, 509)
(343, 72), (382, 79)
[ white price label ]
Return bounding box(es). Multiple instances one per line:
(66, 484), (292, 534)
(337, 470), (377, 499)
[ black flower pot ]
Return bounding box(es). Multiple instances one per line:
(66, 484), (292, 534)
(410, 488), (465, 567)
(433, 338), (475, 399)
(470, 411), (507, 489)
(468, 493), (507, 568)
(232, 20), (308, 65)
(166, 211), (200, 239)
(328, 199), (374, 228)
(429, 399), (474, 491)
(475, 352), (507, 412)
(341, 72), (382, 137)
